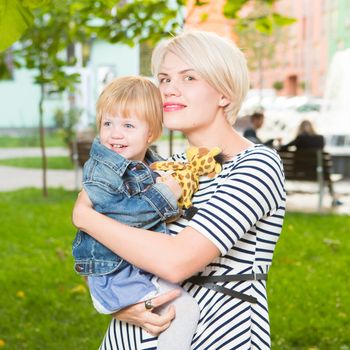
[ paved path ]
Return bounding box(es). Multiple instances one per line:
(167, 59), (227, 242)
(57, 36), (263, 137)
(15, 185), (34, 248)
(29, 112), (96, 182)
(0, 147), (69, 159)
(0, 165), (82, 191)
(0, 141), (188, 192)
(0, 145), (349, 214)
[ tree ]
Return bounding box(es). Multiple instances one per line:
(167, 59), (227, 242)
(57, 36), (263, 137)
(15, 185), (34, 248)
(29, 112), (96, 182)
(4, 0), (184, 196)
(223, 0), (295, 94)
(11, 1), (88, 196)
(0, 0), (294, 195)
(0, 0), (184, 52)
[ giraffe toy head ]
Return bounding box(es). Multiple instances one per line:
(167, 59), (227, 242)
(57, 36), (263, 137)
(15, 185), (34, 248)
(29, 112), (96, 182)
(150, 146), (223, 209)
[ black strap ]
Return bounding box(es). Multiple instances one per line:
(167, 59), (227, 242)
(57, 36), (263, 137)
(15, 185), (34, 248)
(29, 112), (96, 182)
(183, 206), (198, 220)
(203, 283), (258, 303)
(186, 273), (268, 304)
(188, 273), (267, 284)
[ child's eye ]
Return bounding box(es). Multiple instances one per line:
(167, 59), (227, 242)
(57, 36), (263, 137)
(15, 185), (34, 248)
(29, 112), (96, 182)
(124, 123), (134, 129)
(103, 121), (111, 127)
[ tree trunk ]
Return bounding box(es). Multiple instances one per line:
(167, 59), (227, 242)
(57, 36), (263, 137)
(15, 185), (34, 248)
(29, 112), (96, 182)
(39, 82), (48, 197)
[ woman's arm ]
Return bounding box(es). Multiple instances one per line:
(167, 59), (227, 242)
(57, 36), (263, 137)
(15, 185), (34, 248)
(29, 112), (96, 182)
(72, 190), (220, 283)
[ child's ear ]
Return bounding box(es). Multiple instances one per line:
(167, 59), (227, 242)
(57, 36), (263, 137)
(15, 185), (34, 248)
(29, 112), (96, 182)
(147, 132), (153, 144)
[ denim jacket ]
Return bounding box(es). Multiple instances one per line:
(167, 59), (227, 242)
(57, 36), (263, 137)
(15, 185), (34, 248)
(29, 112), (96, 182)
(72, 137), (180, 276)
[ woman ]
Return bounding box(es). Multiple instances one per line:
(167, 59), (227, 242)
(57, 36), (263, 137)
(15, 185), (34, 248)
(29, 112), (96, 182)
(73, 30), (286, 349)
(279, 119), (325, 151)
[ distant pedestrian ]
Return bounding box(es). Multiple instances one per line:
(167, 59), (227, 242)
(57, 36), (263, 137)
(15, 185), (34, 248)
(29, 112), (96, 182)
(243, 111), (275, 146)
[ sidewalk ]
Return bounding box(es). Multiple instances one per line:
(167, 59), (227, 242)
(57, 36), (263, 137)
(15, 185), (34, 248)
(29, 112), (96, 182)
(0, 141), (187, 192)
(0, 145), (349, 214)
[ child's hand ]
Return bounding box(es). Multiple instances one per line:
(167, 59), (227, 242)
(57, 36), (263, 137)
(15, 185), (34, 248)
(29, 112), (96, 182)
(157, 175), (182, 200)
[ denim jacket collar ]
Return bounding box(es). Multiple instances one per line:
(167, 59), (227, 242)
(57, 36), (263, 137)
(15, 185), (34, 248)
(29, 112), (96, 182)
(89, 137), (162, 177)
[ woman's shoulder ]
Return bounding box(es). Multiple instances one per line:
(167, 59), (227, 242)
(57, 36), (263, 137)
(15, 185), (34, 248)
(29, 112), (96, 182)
(228, 144), (281, 167)
(222, 144), (284, 181)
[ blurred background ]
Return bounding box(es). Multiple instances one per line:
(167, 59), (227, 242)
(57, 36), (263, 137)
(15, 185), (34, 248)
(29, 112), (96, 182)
(1, 0), (350, 176)
(0, 1), (350, 349)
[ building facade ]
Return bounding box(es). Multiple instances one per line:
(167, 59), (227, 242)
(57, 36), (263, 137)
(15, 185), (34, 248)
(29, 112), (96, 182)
(185, 0), (350, 98)
(0, 42), (140, 130)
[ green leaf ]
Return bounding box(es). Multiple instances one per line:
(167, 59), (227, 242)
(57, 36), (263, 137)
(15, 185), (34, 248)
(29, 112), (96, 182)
(22, 0), (50, 9)
(195, 0), (209, 6)
(223, 0), (249, 19)
(255, 16), (273, 34)
(272, 13), (296, 26)
(0, 0), (34, 51)
(199, 12), (209, 23)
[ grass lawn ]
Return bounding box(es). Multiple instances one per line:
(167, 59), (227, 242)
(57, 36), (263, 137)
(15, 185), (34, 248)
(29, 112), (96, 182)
(0, 133), (65, 148)
(0, 189), (109, 350)
(0, 157), (74, 170)
(269, 213), (350, 349)
(0, 189), (349, 349)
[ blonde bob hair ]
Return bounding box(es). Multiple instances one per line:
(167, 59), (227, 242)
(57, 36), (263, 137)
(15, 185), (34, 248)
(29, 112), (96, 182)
(96, 76), (163, 143)
(151, 30), (249, 125)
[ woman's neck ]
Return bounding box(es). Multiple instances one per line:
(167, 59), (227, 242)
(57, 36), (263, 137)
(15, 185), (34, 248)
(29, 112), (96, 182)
(185, 119), (253, 159)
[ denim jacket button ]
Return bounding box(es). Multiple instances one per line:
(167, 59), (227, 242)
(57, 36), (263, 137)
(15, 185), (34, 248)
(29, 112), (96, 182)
(75, 264), (84, 272)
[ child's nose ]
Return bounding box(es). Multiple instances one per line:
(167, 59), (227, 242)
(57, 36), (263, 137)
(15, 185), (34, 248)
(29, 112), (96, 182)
(111, 127), (124, 138)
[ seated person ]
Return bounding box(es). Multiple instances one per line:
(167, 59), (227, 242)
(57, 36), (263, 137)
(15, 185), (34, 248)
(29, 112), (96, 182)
(279, 120), (325, 151)
(243, 111), (275, 146)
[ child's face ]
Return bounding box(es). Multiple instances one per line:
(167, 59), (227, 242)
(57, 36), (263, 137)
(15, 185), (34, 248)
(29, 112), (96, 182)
(99, 112), (151, 161)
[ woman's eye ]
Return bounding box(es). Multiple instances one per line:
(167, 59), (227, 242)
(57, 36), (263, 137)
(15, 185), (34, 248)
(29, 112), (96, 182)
(184, 75), (195, 81)
(159, 77), (170, 84)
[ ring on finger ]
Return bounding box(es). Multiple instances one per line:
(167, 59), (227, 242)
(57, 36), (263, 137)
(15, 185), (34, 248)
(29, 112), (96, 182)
(144, 299), (154, 310)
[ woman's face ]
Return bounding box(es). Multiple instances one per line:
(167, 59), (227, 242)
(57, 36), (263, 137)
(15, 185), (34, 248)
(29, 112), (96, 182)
(157, 52), (224, 134)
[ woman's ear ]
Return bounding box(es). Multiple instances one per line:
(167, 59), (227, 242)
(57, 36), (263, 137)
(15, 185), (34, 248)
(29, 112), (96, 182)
(147, 132), (154, 144)
(219, 96), (230, 107)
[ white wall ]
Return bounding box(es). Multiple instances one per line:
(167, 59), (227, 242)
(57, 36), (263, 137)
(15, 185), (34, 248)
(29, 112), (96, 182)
(0, 41), (140, 129)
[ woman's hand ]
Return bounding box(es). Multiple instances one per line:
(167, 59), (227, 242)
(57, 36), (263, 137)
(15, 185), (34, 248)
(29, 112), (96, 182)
(113, 289), (181, 336)
(72, 189), (93, 229)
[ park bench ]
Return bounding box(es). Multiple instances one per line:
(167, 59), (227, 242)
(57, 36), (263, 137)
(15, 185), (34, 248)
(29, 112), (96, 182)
(72, 140), (159, 168)
(278, 149), (342, 212)
(71, 140), (92, 167)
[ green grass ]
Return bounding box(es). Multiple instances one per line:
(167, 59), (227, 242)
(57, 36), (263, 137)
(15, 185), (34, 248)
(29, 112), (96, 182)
(0, 189), (349, 349)
(0, 133), (65, 148)
(0, 156), (74, 169)
(0, 189), (109, 350)
(269, 213), (350, 349)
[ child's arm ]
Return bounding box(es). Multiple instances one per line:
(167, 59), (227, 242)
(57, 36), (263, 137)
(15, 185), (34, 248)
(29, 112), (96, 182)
(83, 179), (181, 229)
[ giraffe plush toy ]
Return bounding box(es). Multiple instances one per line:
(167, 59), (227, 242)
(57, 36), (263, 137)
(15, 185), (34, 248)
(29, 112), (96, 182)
(150, 146), (223, 209)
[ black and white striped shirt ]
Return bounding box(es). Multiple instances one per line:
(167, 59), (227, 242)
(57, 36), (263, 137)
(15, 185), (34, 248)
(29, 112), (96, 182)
(99, 145), (286, 350)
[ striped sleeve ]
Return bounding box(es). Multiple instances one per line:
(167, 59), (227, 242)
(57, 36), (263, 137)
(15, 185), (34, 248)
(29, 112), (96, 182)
(188, 148), (285, 255)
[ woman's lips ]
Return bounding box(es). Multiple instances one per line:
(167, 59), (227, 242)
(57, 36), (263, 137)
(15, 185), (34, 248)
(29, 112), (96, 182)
(163, 103), (186, 112)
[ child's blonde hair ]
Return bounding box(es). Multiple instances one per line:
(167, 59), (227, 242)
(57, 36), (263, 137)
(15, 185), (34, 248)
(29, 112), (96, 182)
(151, 31), (249, 125)
(96, 76), (163, 143)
